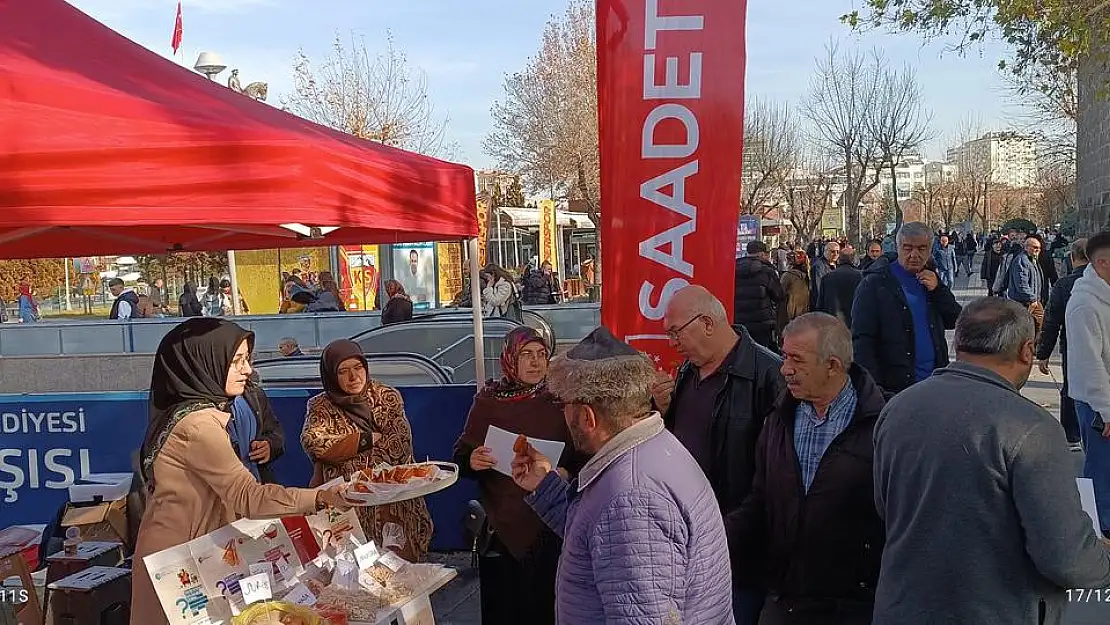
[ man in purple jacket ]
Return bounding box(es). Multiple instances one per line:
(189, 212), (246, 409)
(512, 326), (735, 624)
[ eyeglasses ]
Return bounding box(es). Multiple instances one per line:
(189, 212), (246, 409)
(665, 315), (703, 340)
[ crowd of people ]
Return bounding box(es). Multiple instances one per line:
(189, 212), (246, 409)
(46, 219), (1106, 625)
(462, 222), (1110, 625)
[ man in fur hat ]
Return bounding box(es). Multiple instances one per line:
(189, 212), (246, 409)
(512, 327), (735, 624)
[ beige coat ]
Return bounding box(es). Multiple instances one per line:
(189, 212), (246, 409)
(130, 408), (319, 625)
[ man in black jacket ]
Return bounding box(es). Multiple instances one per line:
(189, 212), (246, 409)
(1036, 238), (1088, 447)
(729, 313), (885, 625)
(816, 255), (863, 328)
(239, 378), (286, 484)
(653, 284), (785, 625)
(850, 222), (962, 395)
(734, 240), (785, 351)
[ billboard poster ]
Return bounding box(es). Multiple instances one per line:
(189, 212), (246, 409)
(392, 242), (437, 309)
(338, 245), (380, 311)
(597, 0), (748, 372)
(735, 215), (760, 257)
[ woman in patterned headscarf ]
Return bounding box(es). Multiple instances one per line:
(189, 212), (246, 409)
(300, 339), (433, 561)
(452, 327), (588, 625)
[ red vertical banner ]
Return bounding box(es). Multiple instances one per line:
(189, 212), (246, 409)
(597, 0), (748, 370)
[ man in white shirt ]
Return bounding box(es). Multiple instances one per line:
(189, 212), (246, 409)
(108, 277), (138, 320)
(1066, 230), (1110, 535)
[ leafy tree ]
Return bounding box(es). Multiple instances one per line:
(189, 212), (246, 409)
(504, 176), (527, 207)
(0, 259), (73, 301)
(135, 252), (228, 287)
(999, 217), (1038, 234)
(842, 1), (1103, 87)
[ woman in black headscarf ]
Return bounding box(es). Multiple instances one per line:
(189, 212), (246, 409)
(300, 339), (433, 561)
(130, 318), (344, 625)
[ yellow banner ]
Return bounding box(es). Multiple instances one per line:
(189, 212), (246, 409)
(436, 241), (464, 306)
(476, 197), (490, 268)
(537, 199), (560, 270)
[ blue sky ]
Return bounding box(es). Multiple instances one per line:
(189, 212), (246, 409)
(65, 0), (1017, 167)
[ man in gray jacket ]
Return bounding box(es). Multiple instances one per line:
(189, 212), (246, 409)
(872, 297), (1110, 625)
(513, 327), (735, 624)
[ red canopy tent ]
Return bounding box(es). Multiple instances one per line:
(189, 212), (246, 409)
(0, 0), (477, 259)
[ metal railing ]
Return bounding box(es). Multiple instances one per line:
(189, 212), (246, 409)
(0, 304), (599, 357)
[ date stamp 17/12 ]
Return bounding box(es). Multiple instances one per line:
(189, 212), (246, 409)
(1068, 589), (1110, 603)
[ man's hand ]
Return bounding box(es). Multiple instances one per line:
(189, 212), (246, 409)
(511, 440), (552, 493)
(469, 446), (497, 471)
(1036, 360), (1051, 375)
(1101, 420), (1110, 440)
(651, 370), (675, 414)
(248, 440), (272, 463)
(917, 269), (939, 292)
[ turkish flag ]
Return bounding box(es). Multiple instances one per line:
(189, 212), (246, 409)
(171, 2), (183, 53)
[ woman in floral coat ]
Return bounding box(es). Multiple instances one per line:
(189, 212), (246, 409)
(301, 339), (433, 560)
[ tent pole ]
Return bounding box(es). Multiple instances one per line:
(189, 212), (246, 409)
(63, 259), (72, 311)
(468, 238), (486, 387)
(228, 250), (242, 315)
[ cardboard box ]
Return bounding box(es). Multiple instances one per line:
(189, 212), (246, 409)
(61, 499), (129, 550)
(47, 566), (131, 625)
(68, 473), (132, 504)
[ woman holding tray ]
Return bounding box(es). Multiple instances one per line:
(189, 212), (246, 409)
(452, 326), (588, 625)
(131, 318), (345, 625)
(301, 338), (434, 561)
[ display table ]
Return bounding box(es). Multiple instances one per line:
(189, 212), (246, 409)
(363, 566), (456, 625)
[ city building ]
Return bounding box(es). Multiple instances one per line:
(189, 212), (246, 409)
(947, 132), (1039, 188)
(475, 169), (520, 198)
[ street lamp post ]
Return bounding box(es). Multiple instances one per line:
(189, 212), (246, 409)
(192, 52), (244, 315)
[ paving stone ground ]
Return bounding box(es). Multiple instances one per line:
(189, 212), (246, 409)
(428, 256), (1110, 624)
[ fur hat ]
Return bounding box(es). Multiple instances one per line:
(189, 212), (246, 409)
(547, 326), (656, 405)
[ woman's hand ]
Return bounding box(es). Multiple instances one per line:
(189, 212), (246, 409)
(469, 446), (497, 471)
(315, 485), (350, 511)
(372, 432), (382, 445)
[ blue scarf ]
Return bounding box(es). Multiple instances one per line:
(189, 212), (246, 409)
(228, 396), (261, 481)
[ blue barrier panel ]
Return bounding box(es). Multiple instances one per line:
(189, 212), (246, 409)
(0, 385), (478, 551)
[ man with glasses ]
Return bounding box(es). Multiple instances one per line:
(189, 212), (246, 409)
(653, 284), (784, 624)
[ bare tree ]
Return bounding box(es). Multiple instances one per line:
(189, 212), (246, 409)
(742, 98), (800, 217)
(948, 116), (994, 229)
(801, 42), (884, 244)
(913, 176), (959, 229)
(781, 151), (837, 245)
(282, 33), (456, 158)
(1003, 66), (1076, 173)
(866, 62), (934, 230)
(485, 0), (599, 225)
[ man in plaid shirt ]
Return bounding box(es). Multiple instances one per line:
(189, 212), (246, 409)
(728, 313), (887, 624)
